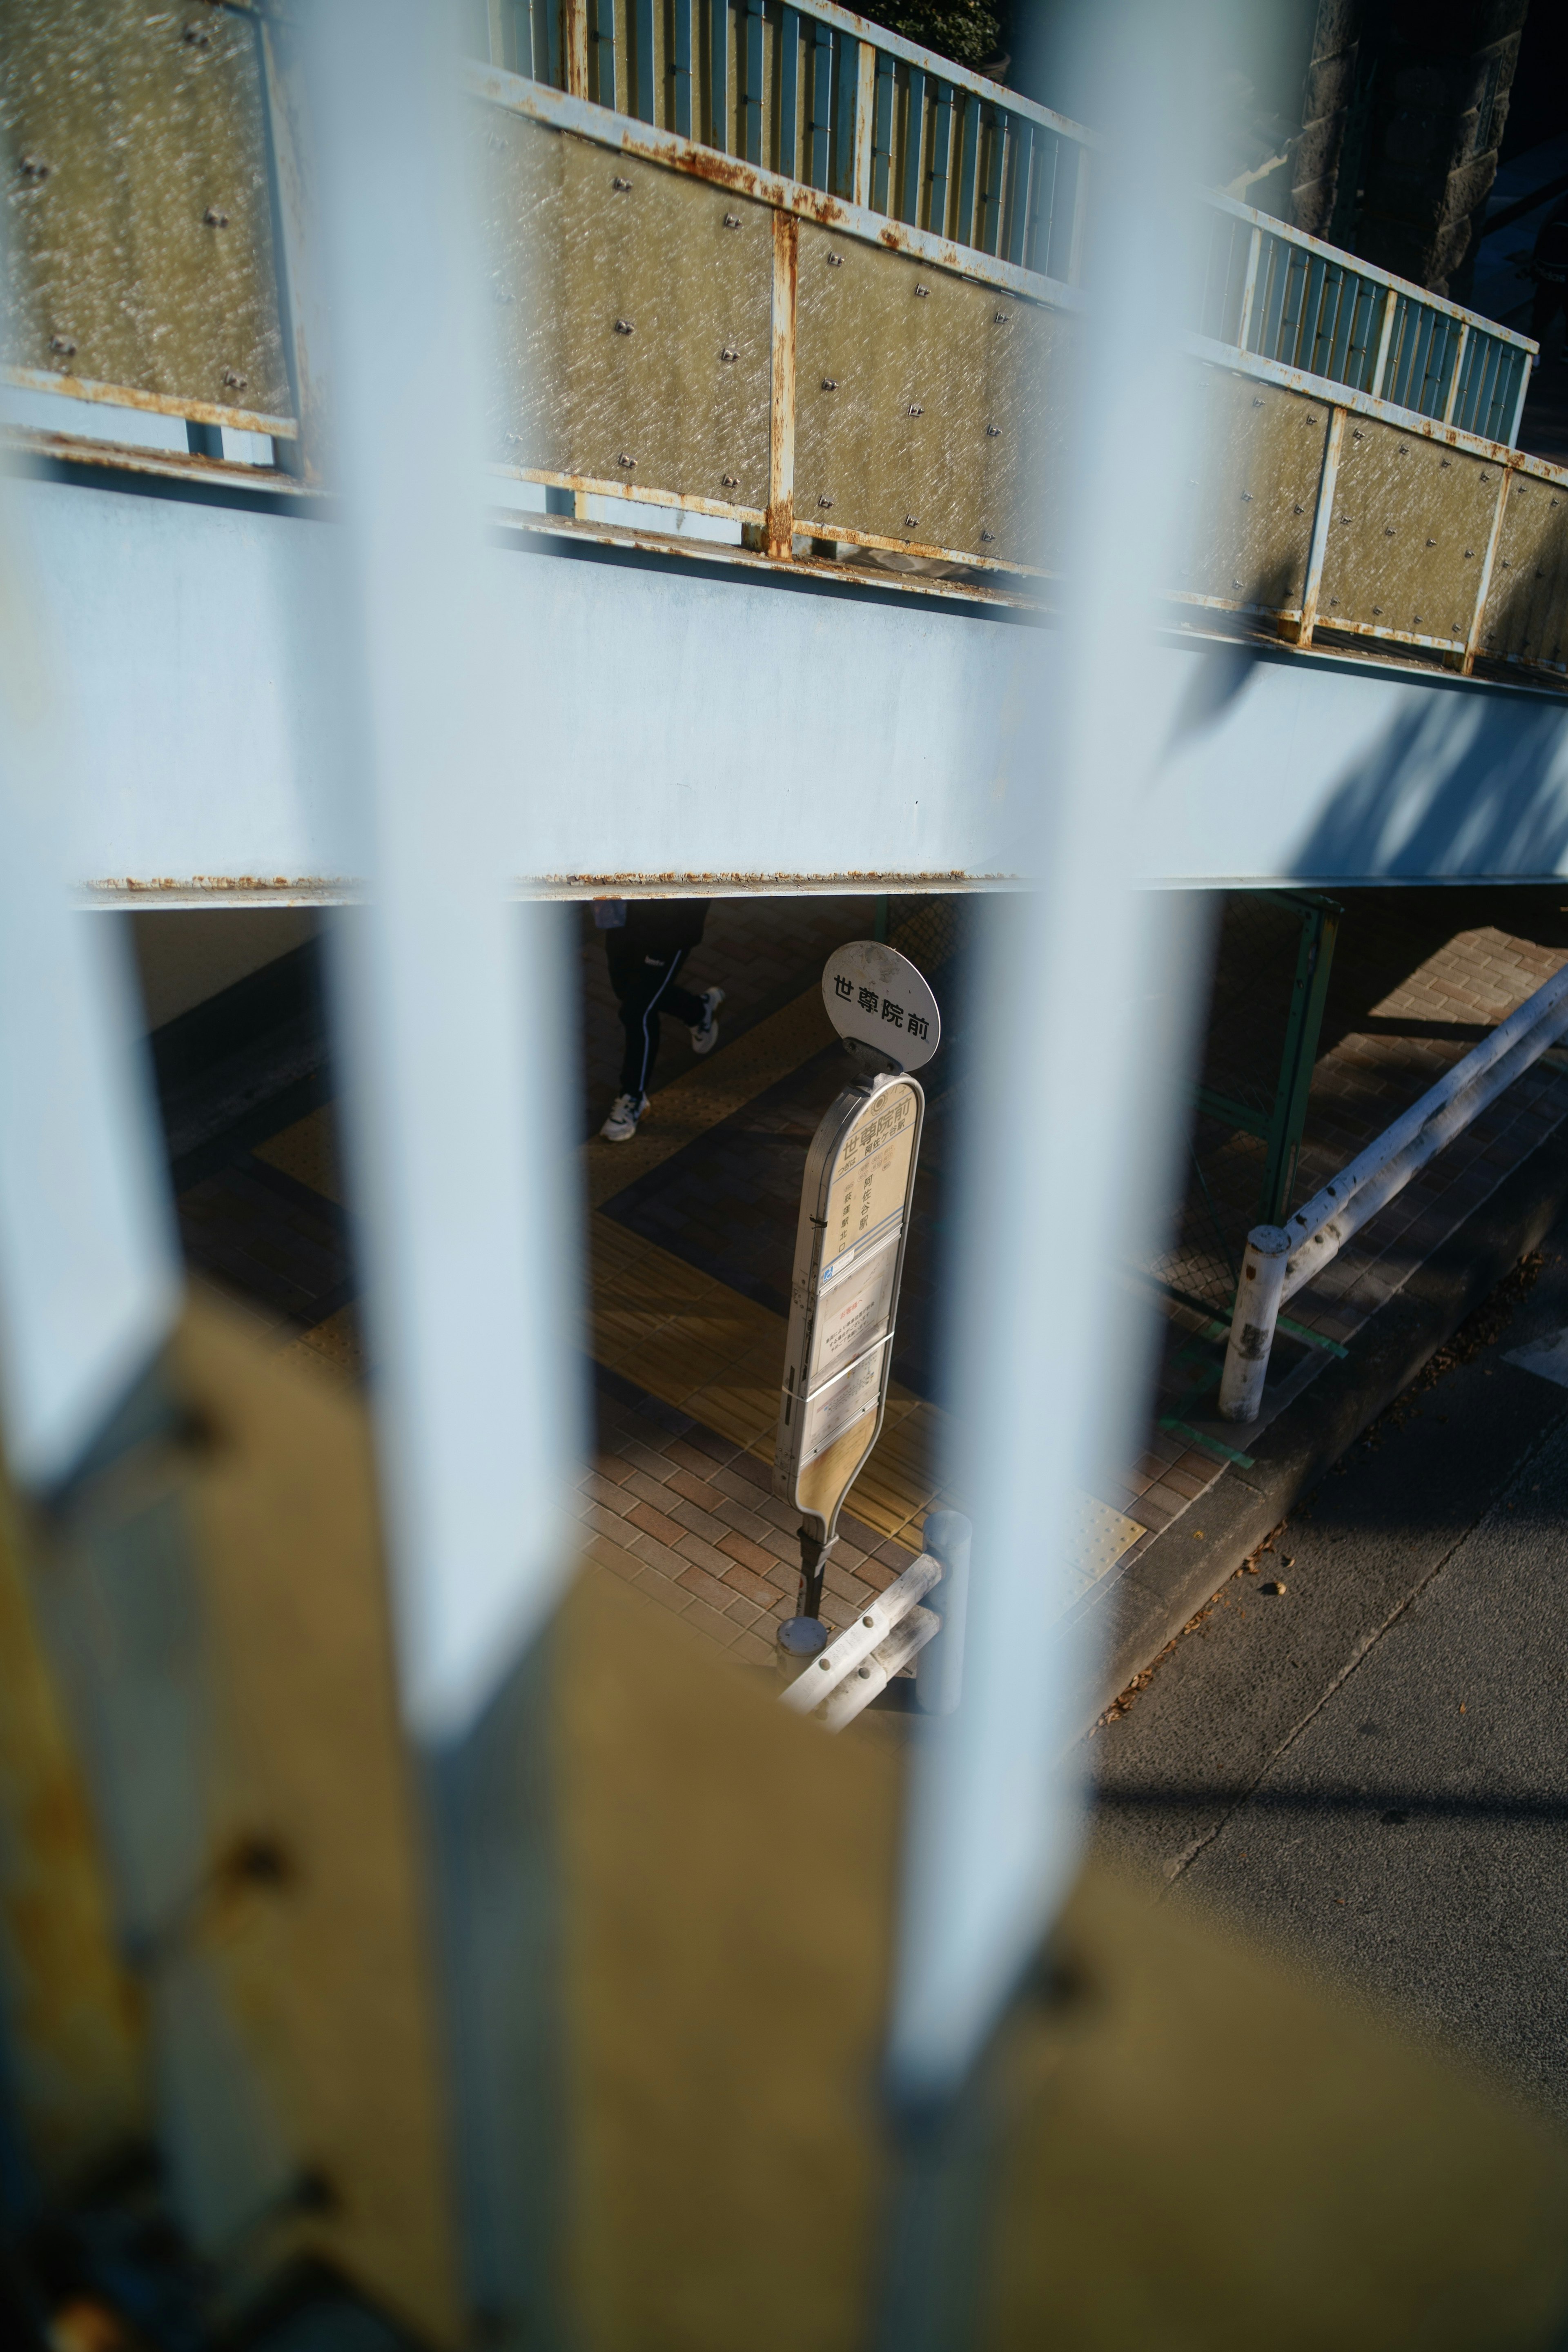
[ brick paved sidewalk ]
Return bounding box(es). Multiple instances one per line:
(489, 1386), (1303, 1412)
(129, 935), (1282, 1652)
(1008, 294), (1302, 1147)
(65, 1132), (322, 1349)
(157, 886), (1568, 1680)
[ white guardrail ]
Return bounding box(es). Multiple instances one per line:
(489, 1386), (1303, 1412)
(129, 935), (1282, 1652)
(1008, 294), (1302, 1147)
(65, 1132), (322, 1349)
(780, 1510), (970, 1729)
(1219, 964), (1568, 1422)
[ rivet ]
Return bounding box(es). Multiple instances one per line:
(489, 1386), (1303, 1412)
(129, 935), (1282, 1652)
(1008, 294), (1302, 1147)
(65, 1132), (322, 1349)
(1292, 502), (1304, 513)
(1425, 537), (1436, 546)
(617, 452), (636, 467)
(980, 530), (995, 542)
(1372, 604), (1382, 614)
(182, 20), (212, 44)
(862, 1615), (875, 1628)
(818, 1657), (831, 1670)
(1352, 428), (1363, 439)
(1252, 396), (1263, 407)
(826, 252), (842, 266)
(1329, 596), (1339, 606)
(221, 368), (246, 389)
(986, 423), (1000, 437)
(1440, 457), (1451, 468)
(18, 154), (50, 181)
(1464, 548), (1474, 557)
(1383, 526), (1395, 537)
(818, 495), (834, 508)
(1232, 577), (1243, 588)
(821, 377), (837, 390)
(993, 310), (1009, 322)
(904, 515), (918, 526)
(614, 318), (633, 334)
(203, 206), (228, 227)
(1414, 614), (1421, 624)
(908, 403), (923, 416)
(1480, 471), (1492, 483)
(720, 347), (738, 362)
(612, 174), (632, 190)
(1240, 490), (1252, 500)
(914, 284), (929, 297)
(721, 473), (739, 487)
(722, 212), (740, 227)
(857, 1665), (871, 1679)
(49, 334), (76, 357)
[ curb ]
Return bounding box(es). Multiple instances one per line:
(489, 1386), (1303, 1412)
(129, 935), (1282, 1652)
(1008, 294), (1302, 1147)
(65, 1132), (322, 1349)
(1086, 1120), (1568, 1719)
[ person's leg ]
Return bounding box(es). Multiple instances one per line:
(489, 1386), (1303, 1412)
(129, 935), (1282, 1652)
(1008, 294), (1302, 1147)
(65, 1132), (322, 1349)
(617, 948), (689, 1100)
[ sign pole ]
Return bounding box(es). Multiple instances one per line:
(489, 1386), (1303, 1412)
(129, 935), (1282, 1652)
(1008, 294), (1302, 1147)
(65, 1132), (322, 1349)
(773, 942), (942, 1661)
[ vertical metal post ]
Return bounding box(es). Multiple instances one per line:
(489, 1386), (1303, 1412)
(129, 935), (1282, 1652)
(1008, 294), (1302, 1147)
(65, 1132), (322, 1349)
(852, 41), (875, 207)
(592, 0), (615, 108)
(258, 18), (332, 488)
(1370, 283), (1397, 399)
(871, 52), (895, 215)
(766, 211), (797, 559)
(978, 111), (1005, 256)
(1219, 1226), (1291, 1423)
(929, 81), (953, 238)
(778, 5), (799, 177)
(1005, 121), (1035, 267)
(902, 65), (926, 224)
(1065, 139), (1089, 285)
(1295, 404), (1345, 648)
(635, 0), (655, 122)
(742, 0), (764, 163)
(673, 0), (694, 136)
(1259, 895), (1339, 1226)
(956, 93), (980, 246)
(808, 21), (832, 188)
(563, 0), (588, 95)
(710, 0), (729, 151)
(1462, 459), (1516, 676)
(1506, 342), (1532, 450)
(1442, 319), (1469, 425)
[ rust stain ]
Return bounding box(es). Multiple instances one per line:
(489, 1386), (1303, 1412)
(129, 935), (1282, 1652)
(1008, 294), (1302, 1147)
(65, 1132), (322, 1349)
(3, 363), (296, 441)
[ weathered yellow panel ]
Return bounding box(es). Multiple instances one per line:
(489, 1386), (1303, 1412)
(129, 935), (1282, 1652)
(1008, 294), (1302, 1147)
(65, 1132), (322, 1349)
(0, 0), (292, 421)
(478, 105), (773, 512)
(1316, 419), (1499, 645)
(0, 1477), (145, 2192)
(792, 220), (1072, 566)
(1477, 470), (1568, 673)
(1175, 365), (1327, 614)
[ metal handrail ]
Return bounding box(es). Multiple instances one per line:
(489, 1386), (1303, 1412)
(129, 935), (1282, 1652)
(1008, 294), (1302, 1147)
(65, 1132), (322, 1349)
(482, 0), (1536, 445)
(1218, 965), (1568, 1422)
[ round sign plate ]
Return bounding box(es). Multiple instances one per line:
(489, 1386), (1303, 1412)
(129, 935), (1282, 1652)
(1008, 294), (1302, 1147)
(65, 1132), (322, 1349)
(821, 942), (941, 1071)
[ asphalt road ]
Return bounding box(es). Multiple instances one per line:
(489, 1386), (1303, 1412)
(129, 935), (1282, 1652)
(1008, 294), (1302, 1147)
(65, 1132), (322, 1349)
(1090, 1218), (1568, 2128)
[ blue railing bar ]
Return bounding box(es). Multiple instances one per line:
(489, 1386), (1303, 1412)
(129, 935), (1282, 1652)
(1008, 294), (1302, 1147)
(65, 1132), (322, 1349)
(743, 0), (765, 163)
(901, 64), (925, 225)
(778, 4), (799, 177)
(673, 0), (693, 136)
(635, 0), (655, 122)
(592, 0), (615, 107)
(710, 0), (728, 151)
(809, 19), (832, 189)
(832, 30), (857, 198)
(871, 50), (894, 214)
(929, 80), (953, 237)
(956, 91), (980, 248)
(1006, 120), (1034, 268)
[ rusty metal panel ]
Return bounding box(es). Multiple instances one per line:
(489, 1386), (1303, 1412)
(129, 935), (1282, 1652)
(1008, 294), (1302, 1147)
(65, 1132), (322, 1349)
(1175, 366), (1326, 615)
(1315, 419), (1499, 646)
(1477, 471), (1568, 674)
(478, 105), (773, 512)
(791, 220), (1073, 568)
(0, 0), (293, 423)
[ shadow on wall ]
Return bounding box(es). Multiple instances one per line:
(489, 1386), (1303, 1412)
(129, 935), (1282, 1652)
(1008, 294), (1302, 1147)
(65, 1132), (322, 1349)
(1290, 685), (1568, 883)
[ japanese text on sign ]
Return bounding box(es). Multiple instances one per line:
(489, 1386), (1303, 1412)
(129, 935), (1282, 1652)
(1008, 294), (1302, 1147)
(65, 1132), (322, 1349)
(833, 971), (930, 1043)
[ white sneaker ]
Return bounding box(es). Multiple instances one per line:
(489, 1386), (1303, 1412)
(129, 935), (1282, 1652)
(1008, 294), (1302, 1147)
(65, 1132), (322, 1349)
(600, 1091), (648, 1143)
(690, 987), (726, 1056)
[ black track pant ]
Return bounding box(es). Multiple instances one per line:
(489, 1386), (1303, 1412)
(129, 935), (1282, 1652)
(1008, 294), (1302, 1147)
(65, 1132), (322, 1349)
(607, 934), (705, 1098)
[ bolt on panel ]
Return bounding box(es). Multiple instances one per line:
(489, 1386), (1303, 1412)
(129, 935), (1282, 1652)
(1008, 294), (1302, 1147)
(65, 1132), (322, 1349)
(0, 0), (292, 421)
(791, 221), (1069, 567)
(478, 107), (772, 512)
(1175, 368), (1327, 615)
(1315, 421), (1499, 646)
(1480, 475), (1568, 675)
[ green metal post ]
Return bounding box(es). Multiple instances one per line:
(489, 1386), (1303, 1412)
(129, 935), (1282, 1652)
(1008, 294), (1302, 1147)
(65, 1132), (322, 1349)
(873, 895), (890, 942)
(1258, 892), (1339, 1227)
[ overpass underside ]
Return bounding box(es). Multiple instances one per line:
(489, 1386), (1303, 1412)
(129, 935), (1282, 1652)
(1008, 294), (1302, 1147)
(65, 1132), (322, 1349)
(5, 0), (1568, 897)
